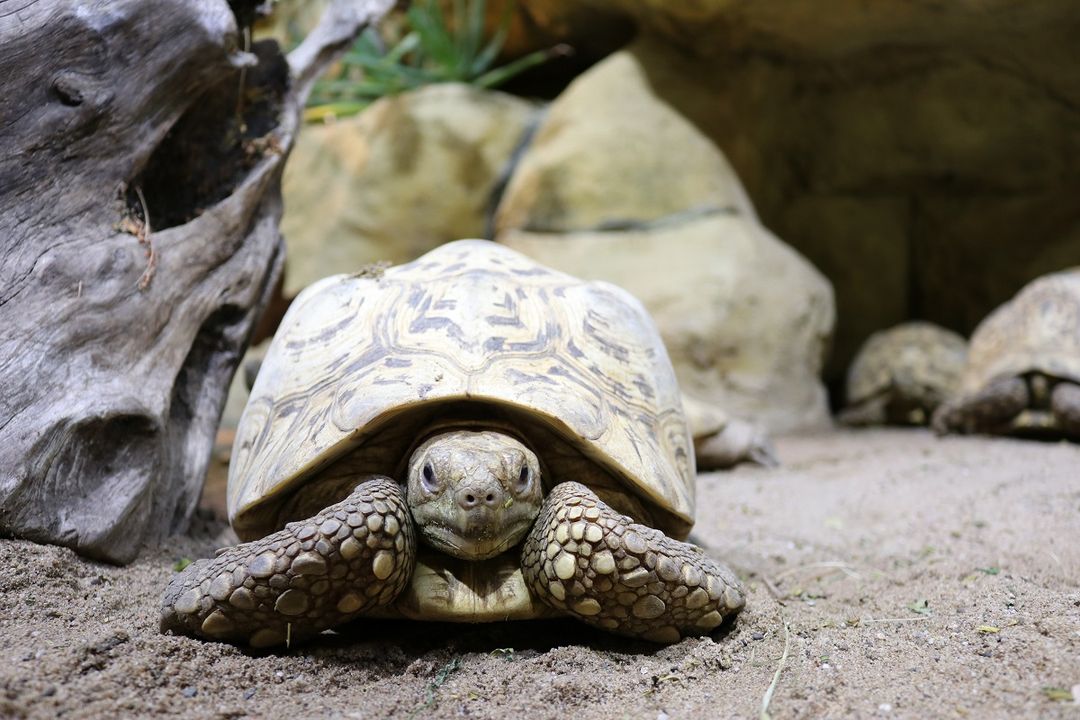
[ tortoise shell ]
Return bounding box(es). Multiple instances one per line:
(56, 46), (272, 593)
(228, 240), (694, 542)
(845, 321), (967, 410)
(960, 268), (1080, 396)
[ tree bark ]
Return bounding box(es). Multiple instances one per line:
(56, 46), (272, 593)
(0, 0), (393, 563)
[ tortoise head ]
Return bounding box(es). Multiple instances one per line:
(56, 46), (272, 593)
(405, 430), (543, 561)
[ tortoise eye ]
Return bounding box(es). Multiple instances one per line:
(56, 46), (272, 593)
(421, 463), (438, 492)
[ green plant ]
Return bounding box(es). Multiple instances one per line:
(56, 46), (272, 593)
(306, 0), (567, 121)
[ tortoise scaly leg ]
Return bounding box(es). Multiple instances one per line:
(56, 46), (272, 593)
(1051, 382), (1080, 438)
(160, 476), (415, 647)
(931, 376), (1028, 435)
(521, 482), (745, 643)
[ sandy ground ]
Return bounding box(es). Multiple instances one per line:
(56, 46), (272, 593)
(1, 429), (1078, 719)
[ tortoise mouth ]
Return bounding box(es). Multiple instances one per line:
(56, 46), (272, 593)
(420, 519), (534, 562)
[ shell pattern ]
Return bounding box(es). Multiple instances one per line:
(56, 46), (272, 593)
(229, 240), (694, 540)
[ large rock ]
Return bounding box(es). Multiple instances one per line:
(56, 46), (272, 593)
(281, 83), (537, 295)
(506, 2), (1080, 382)
(496, 48), (834, 434)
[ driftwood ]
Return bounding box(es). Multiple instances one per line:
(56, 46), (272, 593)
(0, 0), (393, 563)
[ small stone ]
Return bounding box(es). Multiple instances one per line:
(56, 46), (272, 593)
(591, 550), (616, 575)
(248, 552), (276, 578)
(584, 525), (603, 543)
(337, 592), (364, 614)
(366, 515), (383, 533)
(201, 610), (233, 635)
(632, 595), (666, 619)
(243, 689), (256, 700)
(340, 537), (364, 560)
(274, 589), (309, 615)
(174, 589), (201, 615)
(685, 588), (709, 610)
(572, 598), (602, 616)
(297, 525), (317, 540)
(554, 553), (577, 581)
(293, 552), (328, 576)
(182, 686), (197, 698)
(229, 587), (255, 610)
(384, 515), (400, 536)
(621, 531), (647, 555)
(320, 519), (342, 536)
(372, 550), (394, 580)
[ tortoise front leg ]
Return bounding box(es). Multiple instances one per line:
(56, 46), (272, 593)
(1051, 382), (1080, 438)
(521, 482), (745, 643)
(931, 376), (1028, 435)
(160, 476), (415, 647)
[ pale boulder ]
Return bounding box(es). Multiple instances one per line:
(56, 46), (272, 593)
(282, 83), (537, 295)
(500, 217), (834, 434)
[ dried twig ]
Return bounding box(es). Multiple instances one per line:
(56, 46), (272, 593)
(760, 619), (791, 720)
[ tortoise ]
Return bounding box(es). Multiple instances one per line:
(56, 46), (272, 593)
(932, 269), (1080, 439)
(838, 322), (967, 427)
(161, 240), (746, 646)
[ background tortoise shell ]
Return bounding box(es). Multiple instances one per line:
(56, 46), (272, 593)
(845, 321), (967, 411)
(959, 268), (1080, 396)
(229, 240), (695, 542)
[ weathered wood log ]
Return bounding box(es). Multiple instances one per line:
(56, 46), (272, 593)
(0, 0), (393, 563)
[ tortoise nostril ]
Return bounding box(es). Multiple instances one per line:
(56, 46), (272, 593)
(465, 494), (476, 506)
(485, 493), (495, 503)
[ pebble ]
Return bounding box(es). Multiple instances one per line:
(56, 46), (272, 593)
(182, 686), (197, 698)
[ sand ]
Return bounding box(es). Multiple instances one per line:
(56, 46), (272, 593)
(2, 428), (1078, 719)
